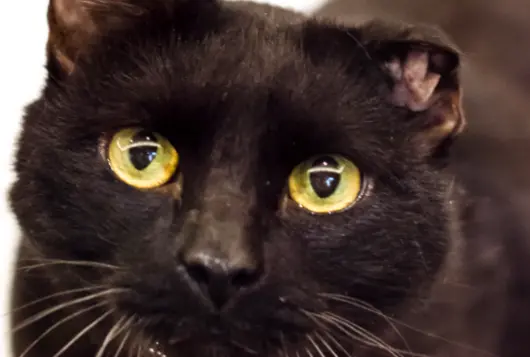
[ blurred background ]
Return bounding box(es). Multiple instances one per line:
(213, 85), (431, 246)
(1, 0), (530, 356)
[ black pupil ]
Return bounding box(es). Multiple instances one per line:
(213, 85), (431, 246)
(309, 156), (341, 198)
(129, 131), (159, 170)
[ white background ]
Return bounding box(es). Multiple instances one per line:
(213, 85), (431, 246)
(0, 0), (328, 356)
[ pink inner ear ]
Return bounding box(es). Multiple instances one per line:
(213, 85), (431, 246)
(385, 51), (441, 112)
(53, 0), (89, 27)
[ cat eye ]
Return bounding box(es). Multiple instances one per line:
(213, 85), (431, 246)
(288, 155), (362, 214)
(107, 128), (179, 189)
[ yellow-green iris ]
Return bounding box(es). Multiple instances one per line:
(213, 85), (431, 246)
(107, 128), (178, 189)
(288, 155), (362, 214)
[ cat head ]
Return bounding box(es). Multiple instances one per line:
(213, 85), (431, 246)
(11, 0), (464, 355)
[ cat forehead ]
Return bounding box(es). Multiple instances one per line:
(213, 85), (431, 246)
(114, 24), (373, 90)
(47, 6), (404, 169)
(73, 1), (381, 94)
(90, 34), (387, 143)
(69, 14), (386, 127)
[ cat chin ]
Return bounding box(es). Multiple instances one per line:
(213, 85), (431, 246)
(140, 338), (307, 357)
(110, 286), (320, 356)
(128, 315), (314, 357)
(148, 341), (332, 357)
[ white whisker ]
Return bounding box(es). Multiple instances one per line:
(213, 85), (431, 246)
(113, 324), (132, 357)
(17, 259), (121, 271)
(13, 288), (126, 332)
(314, 332), (339, 357)
(302, 311), (349, 356)
(7, 285), (106, 316)
(96, 315), (127, 357)
(319, 330), (350, 356)
(321, 294), (411, 352)
(321, 312), (402, 357)
(52, 309), (114, 357)
(18, 302), (106, 357)
(321, 293), (494, 356)
(307, 335), (327, 357)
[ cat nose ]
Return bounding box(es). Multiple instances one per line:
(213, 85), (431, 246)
(179, 221), (263, 310)
(180, 250), (262, 309)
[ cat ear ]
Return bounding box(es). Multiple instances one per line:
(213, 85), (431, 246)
(47, 0), (142, 73)
(47, 0), (216, 74)
(361, 21), (465, 152)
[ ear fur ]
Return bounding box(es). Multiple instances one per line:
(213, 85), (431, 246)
(46, 0), (216, 74)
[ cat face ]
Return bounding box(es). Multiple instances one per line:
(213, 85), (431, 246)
(11, 0), (464, 356)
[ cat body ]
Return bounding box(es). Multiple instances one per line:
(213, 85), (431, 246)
(9, 1), (530, 357)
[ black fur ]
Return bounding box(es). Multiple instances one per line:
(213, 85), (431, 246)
(9, 1), (530, 357)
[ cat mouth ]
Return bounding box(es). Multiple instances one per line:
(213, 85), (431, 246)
(145, 342), (168, 357)
(143, 338), (259, 357)
(140, 323), (291, 357)
(129, 303), (314, 356)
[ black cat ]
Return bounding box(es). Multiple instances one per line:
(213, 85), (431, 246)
(9, 1), (530, 357)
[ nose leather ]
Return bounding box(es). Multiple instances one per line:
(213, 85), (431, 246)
(179, 212), (262, 310)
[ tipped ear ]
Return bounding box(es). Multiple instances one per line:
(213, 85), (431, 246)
(47, 0), (216, 74)
(361, 21), (465, 153)
(47, 0), (145, 73)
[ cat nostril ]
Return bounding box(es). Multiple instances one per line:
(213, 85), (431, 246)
(185, 262), (211, 286)
(230, 267), (261, 288)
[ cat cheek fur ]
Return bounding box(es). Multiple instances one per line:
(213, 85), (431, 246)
(10, 1), (470, 357)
